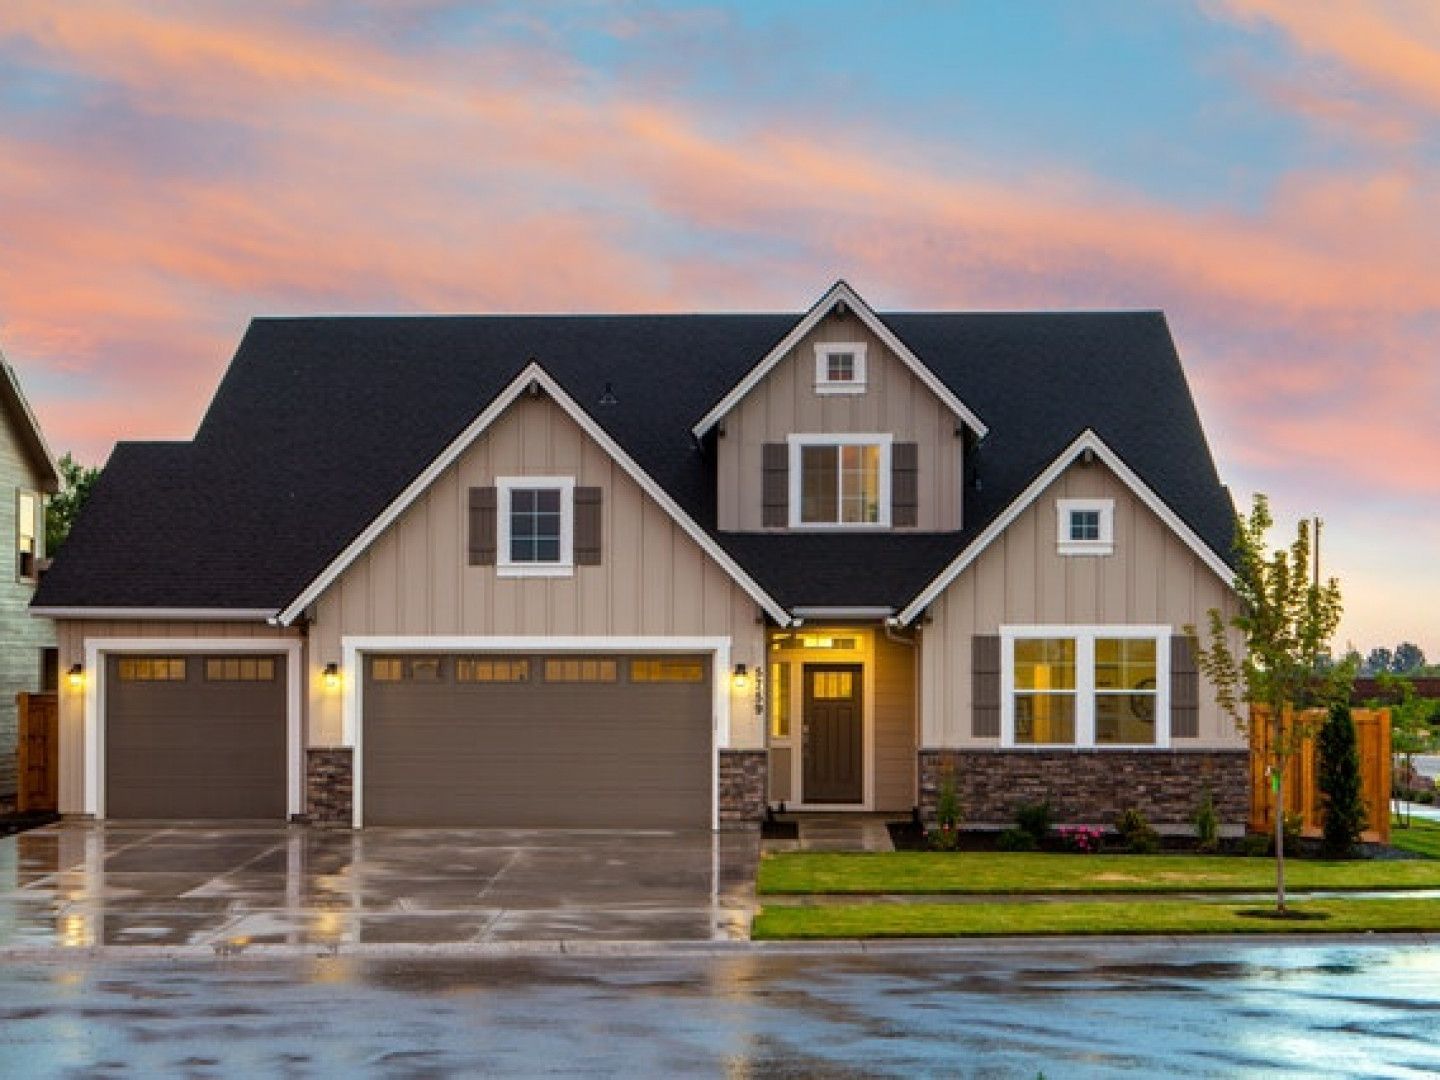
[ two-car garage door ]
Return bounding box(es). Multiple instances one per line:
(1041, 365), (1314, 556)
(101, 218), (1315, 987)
(362, 653), (713, 828)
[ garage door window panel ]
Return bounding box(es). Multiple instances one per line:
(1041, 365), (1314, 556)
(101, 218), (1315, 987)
(456, 657), (530, 683)
(205, 657), (276, 682)
(630, 658), (706, 683)
(543, 657), (617, 683)
(117, 657), (187, 682)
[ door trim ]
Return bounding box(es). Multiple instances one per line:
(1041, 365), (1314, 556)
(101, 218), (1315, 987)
(770, 631), (875, 812)
(342, 635), (732, 830)
(801, 662), (865, 806)
(82, 637), (304, 820)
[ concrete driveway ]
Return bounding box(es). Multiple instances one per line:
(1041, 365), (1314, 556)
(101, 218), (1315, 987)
(0, 822), (759, 952)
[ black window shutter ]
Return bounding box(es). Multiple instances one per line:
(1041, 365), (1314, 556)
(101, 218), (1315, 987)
(892, 442), (918, 527)
(468, 486), (497, 566)
(972, 634), (1001, 739)
(1170, 634), (1199, 738)
(573, 487), (603, 565)
(762, 443), (788, 527)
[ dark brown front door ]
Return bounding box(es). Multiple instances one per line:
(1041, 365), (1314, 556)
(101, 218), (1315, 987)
(803, 664), (863, 804)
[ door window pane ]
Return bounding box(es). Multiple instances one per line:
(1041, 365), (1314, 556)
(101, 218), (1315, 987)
(810, 670), (854, 700)
(769, 662), (791, 738)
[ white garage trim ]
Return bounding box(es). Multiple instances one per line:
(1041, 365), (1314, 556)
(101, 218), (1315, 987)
(81, 637), (305, 820)
(341, 635), (732, 831)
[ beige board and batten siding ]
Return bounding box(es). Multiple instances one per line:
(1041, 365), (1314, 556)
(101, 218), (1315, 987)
(715, 312), (963, 532)
(919, 459), (1244, 748)
(307, 392), (768, 747)
(53, 619), (298, 815)
(872, 628), (918, 810)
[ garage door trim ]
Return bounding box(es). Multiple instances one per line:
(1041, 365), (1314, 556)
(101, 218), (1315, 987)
(342, 635), (733, 830)
(83, 638), (305, 819)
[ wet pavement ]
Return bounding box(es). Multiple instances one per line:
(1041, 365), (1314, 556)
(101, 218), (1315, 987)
(0, 823), (759, 951)
(0, 942), (1437, 1076)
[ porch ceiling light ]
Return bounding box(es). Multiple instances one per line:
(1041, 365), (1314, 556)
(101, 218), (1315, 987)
(732, 663), (750, 691)
(322, 662), (341, 691)
(66, 663), (84, 690)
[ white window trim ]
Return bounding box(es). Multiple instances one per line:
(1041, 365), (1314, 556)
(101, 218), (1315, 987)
(496, 476), (575, 577)
(786, 434), (892, 529)
(999, 625), (1171, 750)
(1056, 497), (1114, 556)
(813, 341), (868, 395)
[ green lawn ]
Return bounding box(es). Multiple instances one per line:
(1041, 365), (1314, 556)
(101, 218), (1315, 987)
(752, 898), (1440, 940)
(1390, 815), (1440, 859)
(758, 850), (1440, 895)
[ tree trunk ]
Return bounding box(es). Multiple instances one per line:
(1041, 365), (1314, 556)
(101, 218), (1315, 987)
(1274, 765), (1287, 913)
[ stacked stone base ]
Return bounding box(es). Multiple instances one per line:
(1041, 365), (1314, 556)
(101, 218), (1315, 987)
(718, 749), (768, 827)
(919, 748), (1249, 828)
(303, 748), (354, 825)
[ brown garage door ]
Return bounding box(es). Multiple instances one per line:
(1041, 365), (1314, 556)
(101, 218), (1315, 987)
(363, 654), (712, 827)
(105, 654), (287, 820)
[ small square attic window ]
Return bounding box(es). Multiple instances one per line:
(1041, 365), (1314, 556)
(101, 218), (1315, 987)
(1056, 498), (1114, 555)
(814, 342), (867, 394)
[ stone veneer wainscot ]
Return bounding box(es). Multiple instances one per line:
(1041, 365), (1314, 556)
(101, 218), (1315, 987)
(919, 748), (1250, 828)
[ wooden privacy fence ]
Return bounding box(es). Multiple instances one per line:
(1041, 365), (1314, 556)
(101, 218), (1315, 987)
(1249, 706), (1391, 844)
(17, 691), (58, 813)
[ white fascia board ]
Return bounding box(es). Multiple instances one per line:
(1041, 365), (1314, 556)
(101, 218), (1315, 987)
(0, 353), (61, 491)
(894, 429), (1236, 626)
(790, 606), (895, 618)
(690, 280), (988, 439)
(32, 607), (279, 621)
(277, 363), (792, 628)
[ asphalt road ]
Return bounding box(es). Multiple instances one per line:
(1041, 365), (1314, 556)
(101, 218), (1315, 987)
(1, 942), (1437, 1077)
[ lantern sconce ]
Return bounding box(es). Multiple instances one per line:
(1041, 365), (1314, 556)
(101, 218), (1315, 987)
(731, 663), (750, 692)
(67, 663), (85, 690)
(322, 662), (341, 691)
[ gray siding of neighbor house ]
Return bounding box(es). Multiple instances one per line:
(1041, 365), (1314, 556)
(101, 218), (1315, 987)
(714, 311), (964, 532)
(0, 403), (54, 800)
(919, 458), (1244, 749)
(307, 392), (768, 750)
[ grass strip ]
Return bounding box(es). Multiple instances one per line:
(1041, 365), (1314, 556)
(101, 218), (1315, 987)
(751, 898), (1440, 940)
(758, 851), (1440, 895)
(1389, 816), (1440, 859)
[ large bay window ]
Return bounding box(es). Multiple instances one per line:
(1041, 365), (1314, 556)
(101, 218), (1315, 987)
(788, 434), (891, 527)
(1001, 626), (1168, 748)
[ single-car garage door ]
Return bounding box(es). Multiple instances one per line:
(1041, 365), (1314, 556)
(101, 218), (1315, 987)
(363, 654), (712, 827)
(105, 654), (287, 820)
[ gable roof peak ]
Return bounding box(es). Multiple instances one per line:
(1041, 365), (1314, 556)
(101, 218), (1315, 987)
(691, 280), (988, 439)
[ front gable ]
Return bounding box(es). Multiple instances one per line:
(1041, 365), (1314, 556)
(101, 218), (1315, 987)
(705, 282), (984, 534)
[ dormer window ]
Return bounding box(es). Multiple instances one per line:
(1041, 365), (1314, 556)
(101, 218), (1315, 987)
(788, 434), (891, 528)
(1057, 498), (1114, 555)
(814, 342), (867, 395)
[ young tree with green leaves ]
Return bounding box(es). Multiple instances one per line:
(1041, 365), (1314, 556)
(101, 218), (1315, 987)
(1374, 673), (1438, 829)
(1317, 703), (1366, 857)
(1187, 493), (1345, 913)
(45, 452), (101, 556)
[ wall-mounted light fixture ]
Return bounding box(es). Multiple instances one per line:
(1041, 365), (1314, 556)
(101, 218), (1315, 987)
(322, 663), (341, 691)
(67, 663), (84, 690)
(731, 663), (750, 691)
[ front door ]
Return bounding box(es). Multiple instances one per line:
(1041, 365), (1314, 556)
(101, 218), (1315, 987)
(803, 664), (863, 804)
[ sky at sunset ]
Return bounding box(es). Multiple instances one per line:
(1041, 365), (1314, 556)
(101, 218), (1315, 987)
(0, 1), (1436, 655)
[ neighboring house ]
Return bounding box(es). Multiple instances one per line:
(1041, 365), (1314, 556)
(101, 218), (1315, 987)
(0, 352), (61, 808)
(34, 281), (1247, 829)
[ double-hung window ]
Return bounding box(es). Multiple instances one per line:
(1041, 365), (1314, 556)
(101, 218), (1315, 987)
(1001, 626), (1169, 747)
(788, 434), (891, 527)
(497, 476), (574, 576)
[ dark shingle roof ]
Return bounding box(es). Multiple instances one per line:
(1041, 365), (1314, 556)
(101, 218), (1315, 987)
(35, 310), (1234, 613)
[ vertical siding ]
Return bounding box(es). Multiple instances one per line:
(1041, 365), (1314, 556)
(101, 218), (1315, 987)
(919, 460), (1243, 749)
(872, 629), (918, 811)
(55, 619), (298, 814)
(716, 312), (964, 531)
(307, 393), (767, 749)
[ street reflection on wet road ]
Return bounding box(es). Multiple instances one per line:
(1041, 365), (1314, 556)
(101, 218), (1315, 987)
(1, 943), (1438, 1077)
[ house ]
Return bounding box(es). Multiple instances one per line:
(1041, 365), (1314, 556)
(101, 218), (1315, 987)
(0, 351), (60, 810)
(33, 281), (1247, 829)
